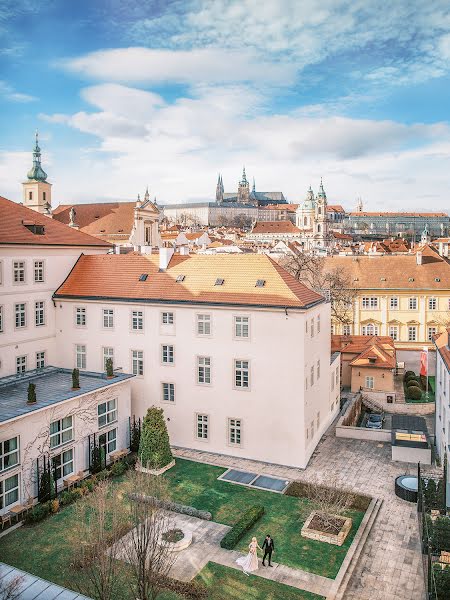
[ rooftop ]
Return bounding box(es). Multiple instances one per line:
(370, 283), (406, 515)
(0, 367), (134, 424)
(348, 211), (449, 218)
(250, 220), (301, 235)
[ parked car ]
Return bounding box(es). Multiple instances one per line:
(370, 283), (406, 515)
(366, 413), (384, 429)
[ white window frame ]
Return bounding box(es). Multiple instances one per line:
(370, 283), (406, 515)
(52, 448), (74, 482)
(0, 437), (19, 473)
(99, 428), (117, 456)
(228, 418), (242, 446)
(428, 297), (437, 311)
(131, 350), (144, 376)
(162, 312), (174, 325)
(131, 310), (144, 331)
(196, 414), (209, 440)
(365, 376), (374, 389)
(98, 399), (117, 429)
(234, 315), (250, 339)
(15, 303), (26, 329)
(35, 300), (45, 327)
(75, 306), (86, 327)
(50, 416), (73, 449)
(103, 347), (114, 371)
(427, 326), (437, 342)
(34, 260), (45, 283)
(0, 305), (3, 333)
(389, 325), (399, 341)
(408, 297), (418, 310)
(13, 261), (25, 284)
(162, 383), (175, 403)
(16, 355), (27, 374)
(310, 318), (314, 338)
(197, 356), (211, 385)
(343, 324), (351, 336)
(317, 360), (321, 380)
(196, 314), (211, 336)
(102, 308), (114, 329)
(361, 323), (379, 336)
(408, 326), (417, 342)
(389, 296), (399, 310)
(362, 296), (379, 309)
(162, 344), (174, 364)
(36, 351), (45, 369)
(76, 344), (86, 370)
(0, 473), (20, 511)
(317, 314), (321, 333)
(234, 359), (250, 389)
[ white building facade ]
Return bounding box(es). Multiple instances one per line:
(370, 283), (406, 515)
(434, 329), (450, 507)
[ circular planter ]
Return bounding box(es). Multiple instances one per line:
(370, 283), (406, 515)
(395, 475), (418, 503)
(160, 527), (192, 552)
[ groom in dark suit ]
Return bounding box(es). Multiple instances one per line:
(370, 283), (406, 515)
(262, 534), (275, 566)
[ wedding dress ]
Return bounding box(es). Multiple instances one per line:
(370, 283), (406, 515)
(236, 540), (259, 573)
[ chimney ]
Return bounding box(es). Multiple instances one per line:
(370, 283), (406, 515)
(416, 251), (422, 265)
(179, 246), (189, 256)
(159, 247), (174, 270)
(115, 245), (121, 255)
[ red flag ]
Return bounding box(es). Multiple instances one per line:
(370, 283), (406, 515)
(420, 349), (428, 377)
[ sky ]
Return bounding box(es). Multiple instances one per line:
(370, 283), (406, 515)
(1, 0), (450, 211)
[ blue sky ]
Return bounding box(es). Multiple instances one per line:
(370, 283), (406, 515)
(1, 0), (450, 210)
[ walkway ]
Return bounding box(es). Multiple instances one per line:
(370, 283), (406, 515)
(174, 430), (441, 600)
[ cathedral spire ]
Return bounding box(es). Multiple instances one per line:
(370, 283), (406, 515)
(27, 130), (48, 182)
(216, 173), (224, 204)
(240, 166), (248, 185)
(144, 185), (150, 202)
(252, 177), (256, 193)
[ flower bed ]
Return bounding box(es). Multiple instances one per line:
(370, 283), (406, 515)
(301, 511), (352, 546)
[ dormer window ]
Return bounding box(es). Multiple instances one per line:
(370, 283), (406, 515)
(139, 274), (148, 281)
(255, 279), (265, 287)
(176, 275), (185, 283)
(215, 278), (224, 286)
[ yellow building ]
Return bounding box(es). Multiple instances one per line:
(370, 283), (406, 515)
(324, 244), (450, 349)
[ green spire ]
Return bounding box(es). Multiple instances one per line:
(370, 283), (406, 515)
(27, 131), (48, 182)
(240, 166), (248, 185)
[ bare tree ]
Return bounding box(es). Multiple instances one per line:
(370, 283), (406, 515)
(121, 470), (176, 600)
(301, 477), (355, 534)
(0, 575), (24, 600)
(72, 480), (129, 600)
(281, 252), (357, 326)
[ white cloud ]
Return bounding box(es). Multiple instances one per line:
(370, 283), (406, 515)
(0, 80), (37, 102)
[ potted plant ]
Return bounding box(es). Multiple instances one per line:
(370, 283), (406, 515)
(72, 368), (80, 390)
(27, 382), (37, 404)
(105, 357), (114, 378)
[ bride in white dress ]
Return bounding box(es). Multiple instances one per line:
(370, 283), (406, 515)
(236, 537), (262, 575)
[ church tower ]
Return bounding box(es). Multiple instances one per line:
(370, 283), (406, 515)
(237, 167), (250, 204)
(23, 132), (52, 215)
(216, 174), (224, 204)
(315, 178), (329, 246)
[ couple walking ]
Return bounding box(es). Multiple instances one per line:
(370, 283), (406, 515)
(236, 535), (275, 575)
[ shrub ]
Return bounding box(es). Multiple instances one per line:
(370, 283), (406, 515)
(138, 406), (173, 470)
(50, 499), (59, 514)
(285, 480), (372, 511)
(157, 576), (208, 599)
(130, 419), (141, 453)
(128, 494), (212, 520)
(72, 368), (80, 389)
(90, 443), (106, 474)
(407, 386), (422, 400)
(59, 490), (78, 506)
(220, 505), (265, 549)
(96, 469), (110, 481)
(110, 460), (127, 477)
(404, 370), (415, 382)
(80, 479), (95, 493)
(105, 357), (114, 377)
(25, 502), (51, 524)
(124, 453), (138, 469)
(430, 516), (450, 551)
(406, 378), (421, 388)
(433, 564), (450, 598)
(27, 382), (37, 404)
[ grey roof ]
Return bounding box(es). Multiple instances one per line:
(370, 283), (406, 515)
(0, 367), (134, 424)
(0, 562), (91, 599)
(391, 414), (428, 432)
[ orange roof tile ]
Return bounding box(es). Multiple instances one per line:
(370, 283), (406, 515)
(0, 196), (111, 247)
(54, 253), (324, 309)
(434, 329), (450, 372)
(348, 211), (448, 217)
(251, 221), (301, 234)
(349, 343), (396, 369)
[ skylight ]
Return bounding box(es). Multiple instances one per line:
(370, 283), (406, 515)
(139, 274), (148, 281)
(215, 278), (225, 286)
(255, 279), (266, 287)
(176, 274), (185, 282)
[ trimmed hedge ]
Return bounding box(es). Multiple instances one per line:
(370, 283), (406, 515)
(407, 386), (422, 400)
(285, 480), (372, 511)
(220, 505), (265, 549)
(128, 494), (212, 521)
(157, 575), (208, 599)
(406, 379), (421, 388)
(404, 370), (415, 382)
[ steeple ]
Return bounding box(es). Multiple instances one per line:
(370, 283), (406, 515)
(23, 131), (52, 215)
(237, 166), (250, 204)
(240, 166), (248, 185)
(317, 177), (326, 199)
(216, 173), (224, 204)
(27, 131), (48, 182)
(252, 177), (256, 193)
(144, 186), (150, 203)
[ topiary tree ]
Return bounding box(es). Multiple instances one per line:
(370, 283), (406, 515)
(407, 386), (422, 400)
(27, 382), (37, 404)
(105, 357), (114, 378)
(72, 368), (80, 389)
(138, 406), (173, 471)
(406, 379), (421, 388)
(404, 370), (415, 382)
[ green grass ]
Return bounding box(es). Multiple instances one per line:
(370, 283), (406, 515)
(404, 375), (435, 403)
(166, 459), (364, 578)
(195, 562), (325, 599)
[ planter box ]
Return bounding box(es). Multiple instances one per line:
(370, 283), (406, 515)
(301, 510), (352, 546)
(136, 459), (175, 476)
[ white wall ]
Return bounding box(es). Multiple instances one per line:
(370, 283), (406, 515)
(54, 299), (334, 469)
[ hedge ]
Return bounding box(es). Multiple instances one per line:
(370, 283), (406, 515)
(285, 480), (372, 511)
(406, 386), (422, 400)
(156, 575), (208, 599)
(406, 379), (421, 388)
(220, 505), (265, 549)
(128, 495), (212, 521)
(404, 370), (415, 382)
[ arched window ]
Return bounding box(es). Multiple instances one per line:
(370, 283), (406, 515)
(361, 323), (378, 336)
(304, 216), (307, 226)
(317, 224), (321, 233)
(318, 207), (322, 215)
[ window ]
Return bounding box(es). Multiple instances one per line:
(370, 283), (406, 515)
(317, 315), (321, 333)
(36, 351), (45, 369)
(362, 296), (378, 309)
(235, 360), (249, 388)
(234, 316), (249, 338)
(196, 414), (208, 439)
(16, 356), (26, 374)
(390, 297), (399, 309)
(310, 366), (314, 387)
(0, 437), (19, 472)
(311, 420), (315, 438)
(408, 297), (417, 310)
(50, 416), (73, 449)
(361, 323), (378, 336)
(103, 347), (114, 370)
(305, 368), (308, 391)
(162, 383), (175, 402)
(52, 449), (73, 481)
(343, 325), (351, 336)
(99, 428), (117, 455)
(75, 307), (86, 327)
(365, 376), (374, 389)
(311, 318), (314, 338)
(330, 323), (334, 335)
(132, 350), (144, 375)
(162, 345), (174, 364)
(197, 314), (211, 336)
(428, 327), (437, 342)
(98, 399), (117, 428)
(132, 310), (144, 331)
(162, 312), (174, 325)
(34, 260), (44, 282)
(428, 297), (437, 310)
(0, 474), (19, 510)
(15, 303), (26, 328)
(389, 326), (399, 341)
(197, 356), (211, 384)
(76, 344), (86, 369)
(102, 308), (114, 328)
(0, 306), (3, 333)
(316, 411), (320, 429)
(228, 418), (241, 445)
(35, 301), (45, 326)
(408, 326), (417, 342)
(13, 261), (25, 283)
(317, 360), (320, 380)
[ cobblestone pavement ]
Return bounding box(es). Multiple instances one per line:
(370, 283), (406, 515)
(174, 429), (441, 600)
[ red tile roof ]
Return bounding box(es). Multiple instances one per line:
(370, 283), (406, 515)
(327, 205), (345, 213)
(348, 211), (448, 217)
(250, 221), (301, 234)
(53, 202), (135, 239)
(54, 252), (324, 309)
(0, 196), (111, 247)
(332, 335), (395, 355)
(434, 329), (450, 372)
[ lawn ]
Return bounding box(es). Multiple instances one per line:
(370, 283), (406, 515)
(195, 562), (325, 600)
(165, 459), (365, 578)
